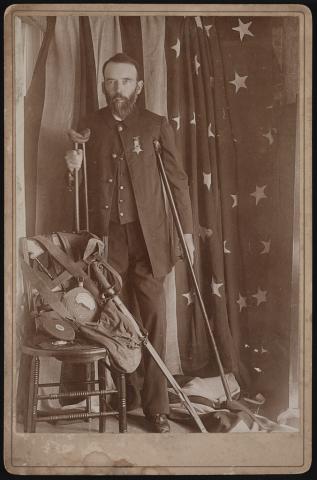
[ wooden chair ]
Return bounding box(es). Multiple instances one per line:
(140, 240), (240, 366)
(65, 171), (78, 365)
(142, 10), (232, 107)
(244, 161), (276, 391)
(22, 342), (127, 433)
(19, 233), (127, 433)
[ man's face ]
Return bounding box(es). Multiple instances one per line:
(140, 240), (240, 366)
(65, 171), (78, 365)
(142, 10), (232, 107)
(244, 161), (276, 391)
(102, 62), (143, 119)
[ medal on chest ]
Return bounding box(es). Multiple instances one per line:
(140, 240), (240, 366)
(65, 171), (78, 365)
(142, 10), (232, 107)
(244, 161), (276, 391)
(132, 136), (143, 155)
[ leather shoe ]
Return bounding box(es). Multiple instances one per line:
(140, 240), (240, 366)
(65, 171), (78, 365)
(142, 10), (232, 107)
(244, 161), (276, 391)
(146, 414), (170, 433)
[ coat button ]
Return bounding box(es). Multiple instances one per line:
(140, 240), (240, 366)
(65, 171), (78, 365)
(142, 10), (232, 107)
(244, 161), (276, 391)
(120, 185), (124, 190)
(120, 212), (124, 217)
(105, 205), (109, 209)
(117, 125), (123, 132)
(112, 153), (117, 159)
(108, 178), (113, 183)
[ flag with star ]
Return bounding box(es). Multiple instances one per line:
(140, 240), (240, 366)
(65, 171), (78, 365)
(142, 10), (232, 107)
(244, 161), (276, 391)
(165, 15), (293, 393)
(22, 16), (296, 402)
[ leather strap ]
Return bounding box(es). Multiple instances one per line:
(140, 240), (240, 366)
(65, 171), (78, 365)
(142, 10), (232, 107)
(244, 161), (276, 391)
(34, 235), (100, 298)
(56, 232), (74, 260)
(21, 259), (74, 321)
(35, 235), (123, 296)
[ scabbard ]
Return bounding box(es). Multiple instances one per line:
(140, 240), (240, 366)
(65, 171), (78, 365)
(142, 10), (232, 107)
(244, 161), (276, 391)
(91, 260), (207, 433)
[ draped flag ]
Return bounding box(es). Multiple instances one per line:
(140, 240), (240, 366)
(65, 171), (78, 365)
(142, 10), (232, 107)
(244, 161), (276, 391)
(34, 17), (81, 234)
(119, 16), (145, 108)
(165, 17), (295, 399)
(165, 16), (248, 379)
(17, 16), (56, 418)
(78, 17), (99, 120)
(20, 16), (297, 408)
(24, 16), (56, 236)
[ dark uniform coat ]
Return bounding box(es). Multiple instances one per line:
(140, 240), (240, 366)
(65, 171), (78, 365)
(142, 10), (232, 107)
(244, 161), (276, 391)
(80, 105), (193, 278)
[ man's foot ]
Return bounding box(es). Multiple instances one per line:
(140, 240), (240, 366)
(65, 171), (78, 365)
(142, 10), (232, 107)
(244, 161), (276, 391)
(146, 414), (170, 433)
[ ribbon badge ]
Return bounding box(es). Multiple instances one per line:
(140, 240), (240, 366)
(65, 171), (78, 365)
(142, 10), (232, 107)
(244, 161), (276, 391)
(132, 136), (143, 155)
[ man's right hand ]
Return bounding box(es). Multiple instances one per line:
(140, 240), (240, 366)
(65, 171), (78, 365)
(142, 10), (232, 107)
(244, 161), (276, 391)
(64, 149), (83, 172)
(65, 128), (91, 172)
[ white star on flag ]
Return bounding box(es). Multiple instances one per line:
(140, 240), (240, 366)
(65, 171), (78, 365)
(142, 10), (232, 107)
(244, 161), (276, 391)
(229, 71), (248, 93)
(260, 240), (271, 254)
(211, 277), (224, 298)
(172, 115), (180, 131)
(254, 349), (259, 353)
(262, 129), (274, 145)
(244, 344), (250, 348)
(250, 185), (267, 205)
(205, 24), (213, 37)
(230, 194), (238, 208)
(232, 18), (254, 42)
(252, 287), (267, 306)
(171, 38), (181, 58)
(195, 16), (203, 28)
(190, 112), (196, 125)
(223, 240), (231, 254)
(261, 346), (269, 354)
(182, 291), (195, 306)
(199, 225), (213, 240)
(194, 54), (200, 75)
(237, 293), (247, 312)
(203, 172), (212, 191)
(208, 123), (215, 138)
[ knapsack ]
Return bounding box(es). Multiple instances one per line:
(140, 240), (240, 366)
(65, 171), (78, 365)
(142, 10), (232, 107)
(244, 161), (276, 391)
(21, 232), (143, 374)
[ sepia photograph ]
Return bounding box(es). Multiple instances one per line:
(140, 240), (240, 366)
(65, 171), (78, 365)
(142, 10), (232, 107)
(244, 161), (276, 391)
(4, 3), (312, 475)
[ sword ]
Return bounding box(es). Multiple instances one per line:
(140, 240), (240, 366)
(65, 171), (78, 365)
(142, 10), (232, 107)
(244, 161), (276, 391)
(91, 257), (208, 433)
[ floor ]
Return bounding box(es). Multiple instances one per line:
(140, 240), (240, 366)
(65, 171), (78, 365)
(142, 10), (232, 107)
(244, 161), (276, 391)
(16, 373), (297, 434)
(17, 407), (195, 434)
(16, 399), (300, 434)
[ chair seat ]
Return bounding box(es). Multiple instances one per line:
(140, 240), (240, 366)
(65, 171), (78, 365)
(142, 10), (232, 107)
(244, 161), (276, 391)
(22, 339), (108, 363)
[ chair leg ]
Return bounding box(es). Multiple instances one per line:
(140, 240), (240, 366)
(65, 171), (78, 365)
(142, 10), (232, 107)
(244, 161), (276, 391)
(98, 359), (107, 433)
(85, 363), (93, 423)
(26, 356), (40, 433)
(118, 373), (127, 433)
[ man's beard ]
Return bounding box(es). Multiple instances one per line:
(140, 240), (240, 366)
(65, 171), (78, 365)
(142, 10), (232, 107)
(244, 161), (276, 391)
(107, 89), (138, 120)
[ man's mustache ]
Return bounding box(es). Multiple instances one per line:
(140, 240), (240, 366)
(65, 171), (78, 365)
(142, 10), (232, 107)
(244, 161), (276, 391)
(111, 95), (129, 102)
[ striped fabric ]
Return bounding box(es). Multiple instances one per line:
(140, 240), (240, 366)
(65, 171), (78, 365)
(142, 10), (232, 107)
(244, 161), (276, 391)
(22, 16), (296, 401)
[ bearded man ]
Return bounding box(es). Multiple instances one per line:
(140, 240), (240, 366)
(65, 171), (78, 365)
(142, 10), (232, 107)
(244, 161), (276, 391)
(65, 53), (194, 433)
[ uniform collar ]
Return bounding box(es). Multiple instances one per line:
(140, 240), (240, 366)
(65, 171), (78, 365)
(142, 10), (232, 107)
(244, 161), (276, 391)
(102, 104), (141, 130)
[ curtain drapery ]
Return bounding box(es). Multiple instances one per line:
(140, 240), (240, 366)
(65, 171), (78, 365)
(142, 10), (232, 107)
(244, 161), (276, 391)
(18, 16), (298, 412)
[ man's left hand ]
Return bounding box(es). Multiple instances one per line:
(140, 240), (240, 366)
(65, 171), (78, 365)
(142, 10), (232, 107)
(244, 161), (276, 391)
(184, 233), (195, 265)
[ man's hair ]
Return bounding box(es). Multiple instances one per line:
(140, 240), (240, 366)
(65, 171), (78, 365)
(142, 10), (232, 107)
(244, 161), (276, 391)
(102, 53), (142, 80)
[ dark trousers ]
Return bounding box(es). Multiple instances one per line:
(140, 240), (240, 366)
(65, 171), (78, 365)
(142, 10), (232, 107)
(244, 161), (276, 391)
(108, 221), (169, 415)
